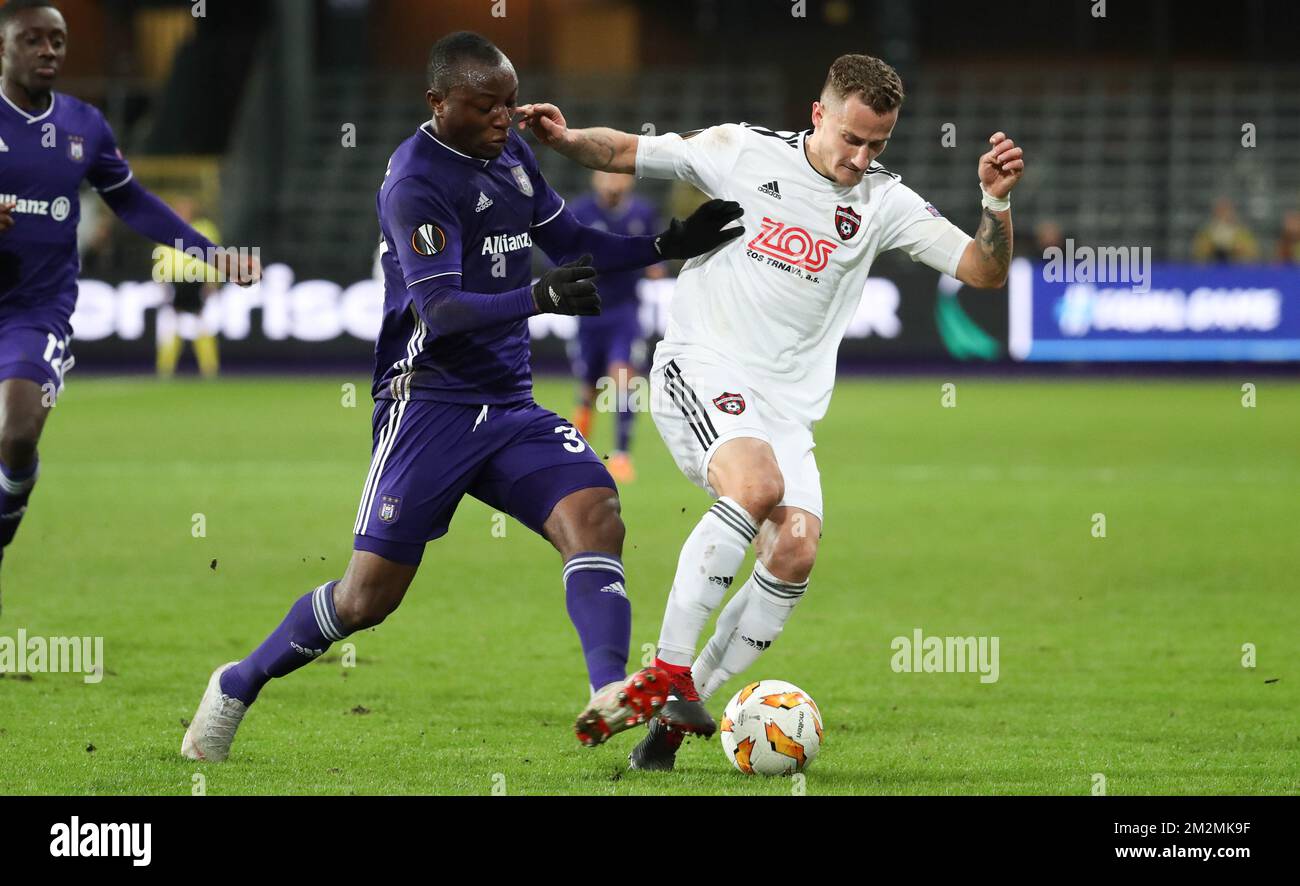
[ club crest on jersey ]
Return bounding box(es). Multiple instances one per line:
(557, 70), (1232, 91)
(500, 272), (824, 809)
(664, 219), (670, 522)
(378, 494), (401, 524)
(410, 223), (446, 256)
(713, 392), (746, 415)
(67, 136), (85, 162)
(509, 165), (533, 197)
(835, 205), (861, 240)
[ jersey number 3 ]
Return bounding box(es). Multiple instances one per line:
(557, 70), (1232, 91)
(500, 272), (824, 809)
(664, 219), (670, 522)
(554, 424), (587, 453)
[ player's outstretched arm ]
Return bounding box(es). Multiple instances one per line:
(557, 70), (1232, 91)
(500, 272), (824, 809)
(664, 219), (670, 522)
(0, 201), (14, 235)
(100, 181), (261, 286)
(534, 199), (744, 271)
(516, 103), (638, 174)
(955, 131), (1024, 288)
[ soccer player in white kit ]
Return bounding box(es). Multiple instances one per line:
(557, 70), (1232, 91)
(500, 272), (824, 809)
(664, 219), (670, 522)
(518, 54), (1025, 769)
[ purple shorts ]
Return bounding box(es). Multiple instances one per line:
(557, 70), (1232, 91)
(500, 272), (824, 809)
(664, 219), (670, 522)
(569, 312), (643, 387)
(0, 324), (73, 395)
(352, 398), (615, 565)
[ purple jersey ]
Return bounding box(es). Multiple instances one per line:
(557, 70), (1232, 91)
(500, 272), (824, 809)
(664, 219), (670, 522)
(568, 194), (658, 314)
(0, 91), (133, 333)
(374, 123), (565, 405)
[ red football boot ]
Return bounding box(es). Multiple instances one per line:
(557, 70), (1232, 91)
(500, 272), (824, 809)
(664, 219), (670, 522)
(574, 666), (670, 748)
(653, 660), (718, 737)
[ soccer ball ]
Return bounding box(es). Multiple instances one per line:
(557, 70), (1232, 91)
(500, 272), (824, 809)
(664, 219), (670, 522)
(720, 679), (823, 775)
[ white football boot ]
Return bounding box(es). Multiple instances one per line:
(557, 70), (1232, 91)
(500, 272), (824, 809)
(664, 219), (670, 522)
(181, 662), (247, 762)
(574, 666), (669, 748)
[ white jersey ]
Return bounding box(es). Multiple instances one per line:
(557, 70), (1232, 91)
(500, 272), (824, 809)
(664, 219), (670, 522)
(637, 123), (972, 425)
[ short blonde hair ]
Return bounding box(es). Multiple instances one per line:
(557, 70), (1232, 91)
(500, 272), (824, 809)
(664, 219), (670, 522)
(821, 54), (904, 113)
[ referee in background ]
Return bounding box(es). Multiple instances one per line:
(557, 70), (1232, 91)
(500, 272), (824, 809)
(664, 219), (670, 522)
(155, 197), (221, 379)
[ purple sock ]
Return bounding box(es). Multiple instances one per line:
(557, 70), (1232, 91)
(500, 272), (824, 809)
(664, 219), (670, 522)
(563, 552), (631, 691)
(219, 581), (348, 705)
(0, 458), (39, 550)
(615, 404), (634, 454)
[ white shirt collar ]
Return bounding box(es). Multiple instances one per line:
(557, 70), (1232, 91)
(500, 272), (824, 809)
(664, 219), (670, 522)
(0, 87), (57, 124)
(419, 122), (490, 167)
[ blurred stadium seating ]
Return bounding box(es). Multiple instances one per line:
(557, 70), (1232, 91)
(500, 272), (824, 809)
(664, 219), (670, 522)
(29, 0), (1300, 369)
(883, 66), (1300, 261)
(256, 67), (785, 281)
(226, 61), (1300, 280)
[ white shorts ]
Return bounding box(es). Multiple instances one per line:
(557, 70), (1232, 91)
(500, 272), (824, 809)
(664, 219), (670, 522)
(649, 351), (822, 520)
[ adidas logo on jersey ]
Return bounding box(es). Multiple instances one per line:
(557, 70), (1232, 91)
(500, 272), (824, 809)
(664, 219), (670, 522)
(475, 191), (493, 212)
(758, 180), (781, 199)
(0, 136), (8, 152)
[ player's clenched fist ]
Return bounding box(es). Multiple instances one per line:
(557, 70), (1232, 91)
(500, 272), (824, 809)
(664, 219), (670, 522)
(533, 253), (600, 316)
(979, 131), (1024, 199)
(0, 201), (15, 235)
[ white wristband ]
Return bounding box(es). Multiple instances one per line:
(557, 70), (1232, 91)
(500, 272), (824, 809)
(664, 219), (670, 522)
(981, 186), (1010, 212)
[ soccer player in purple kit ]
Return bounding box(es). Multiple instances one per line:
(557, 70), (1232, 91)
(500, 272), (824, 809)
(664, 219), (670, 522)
(181, 31), (745, 760)
(567, 171), (661, 483)
(0, 0), (259, 615)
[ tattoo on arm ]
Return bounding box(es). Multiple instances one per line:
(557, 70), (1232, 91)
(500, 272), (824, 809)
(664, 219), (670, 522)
(975, 208), (1011, 281)
(570, 129), (617, 168)
(562, 127), (633, 172)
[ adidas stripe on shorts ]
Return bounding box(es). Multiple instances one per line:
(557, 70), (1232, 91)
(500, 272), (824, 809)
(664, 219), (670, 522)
(649, 349), (823, 520)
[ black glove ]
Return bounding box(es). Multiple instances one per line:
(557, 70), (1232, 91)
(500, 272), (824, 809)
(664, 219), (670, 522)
(532, 254), (600, 316)
(654, 199), (745, 260)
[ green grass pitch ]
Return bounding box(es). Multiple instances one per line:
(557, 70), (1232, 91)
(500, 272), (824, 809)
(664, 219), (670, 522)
(0, 374), (1296, 795)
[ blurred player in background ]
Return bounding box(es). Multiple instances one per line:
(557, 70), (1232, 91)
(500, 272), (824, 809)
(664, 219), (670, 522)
(0, 0), (258, 614)
(520, 52), (1024, 769)
(182, 31), (743, 761)
(568, 170), (661, 482)
(1278, 209), (1300, 264)
(1192, 197), (1260, 264)
(155, 197), (222, 379)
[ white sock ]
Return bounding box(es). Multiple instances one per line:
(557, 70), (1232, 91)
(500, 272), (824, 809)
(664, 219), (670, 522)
(698, 559), (807, 701)
(691, 580), (752, 694)
(656, 497), (758, 666)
